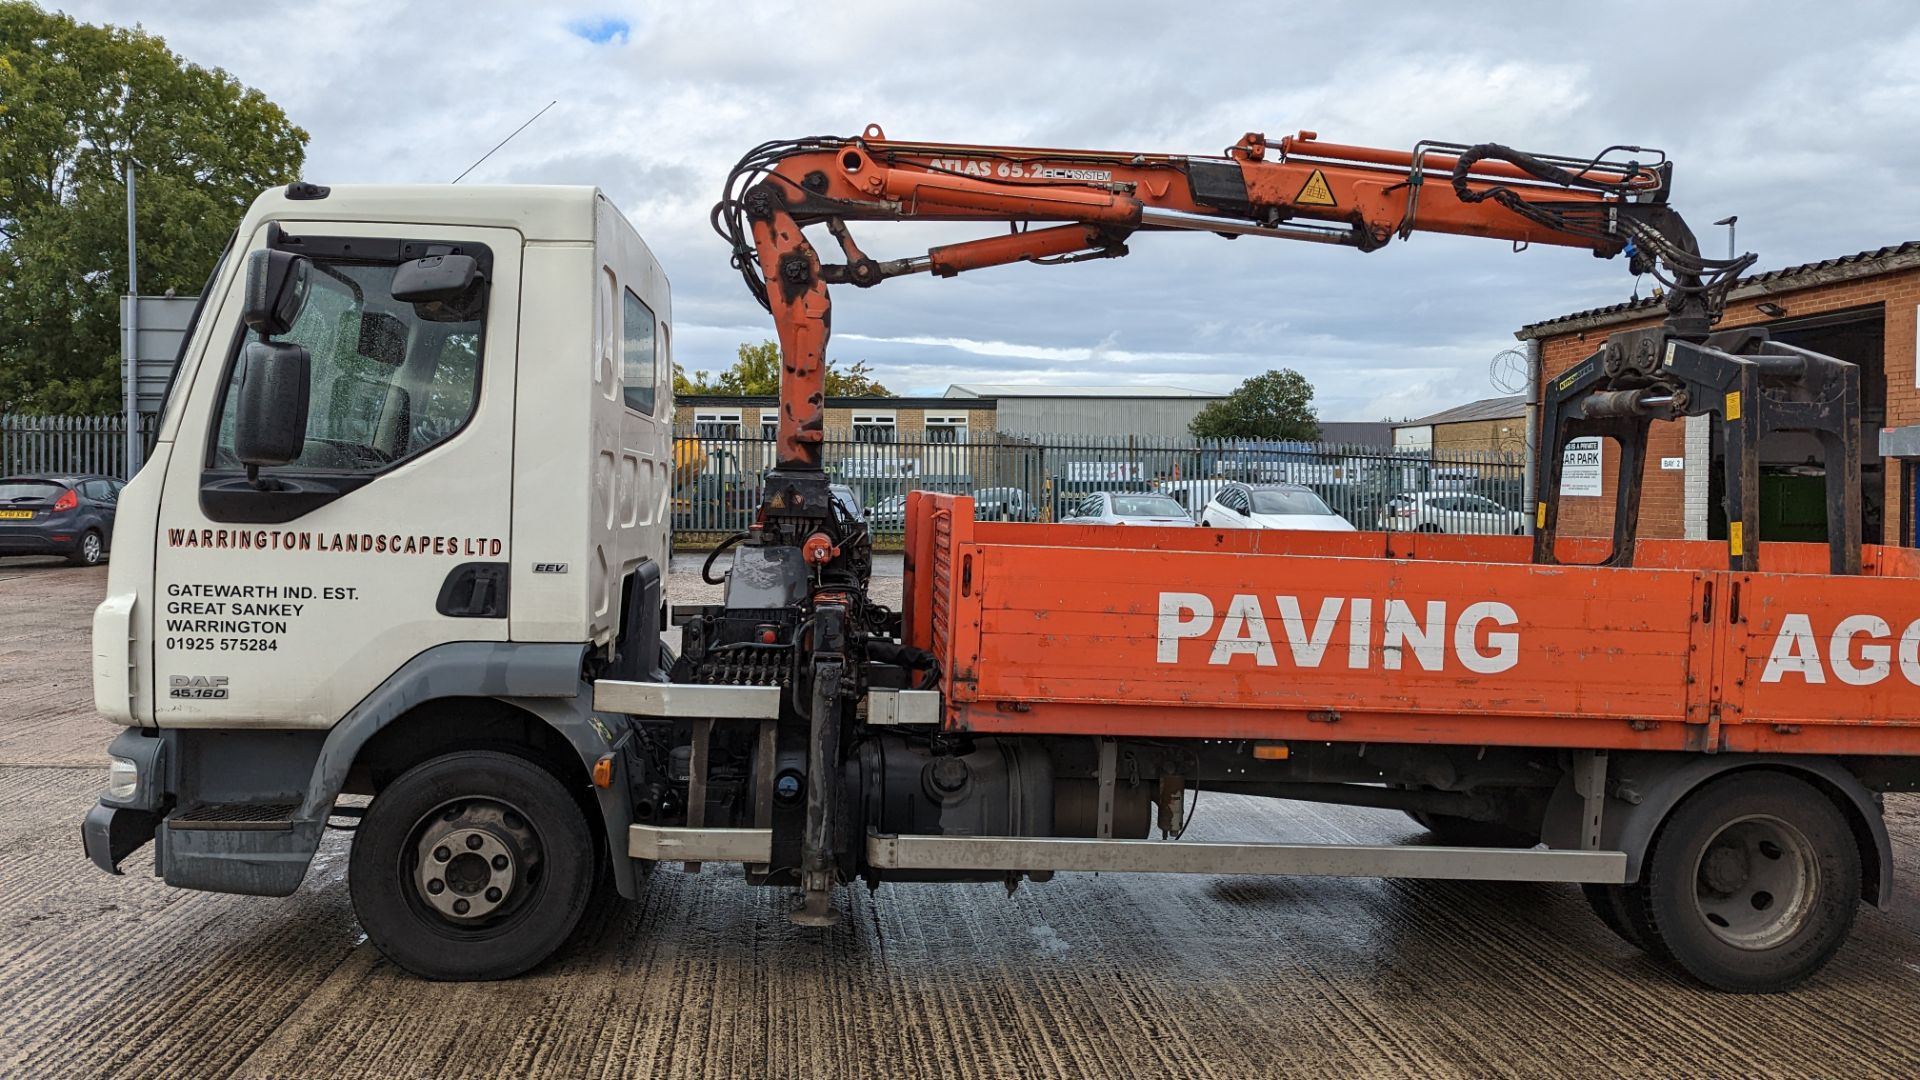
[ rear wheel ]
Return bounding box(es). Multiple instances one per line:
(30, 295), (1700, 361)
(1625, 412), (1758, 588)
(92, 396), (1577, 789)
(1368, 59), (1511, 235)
(1582, 883), (1646, 949)
(1630, 772), (1860, 992)
(68, 529), (104, 566)
(350, 750), (596, 981)
(1415, 523), (1442, 533)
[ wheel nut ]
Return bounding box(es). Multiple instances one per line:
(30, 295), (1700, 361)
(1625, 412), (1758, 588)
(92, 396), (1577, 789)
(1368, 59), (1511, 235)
(453, 899), (469, 915)
(486, 887), (503, 903)
(492, 854), (509, 871)
(427, 878), (445, 894)
(467, 834), (484, 850)
(433, 846), (451, 863)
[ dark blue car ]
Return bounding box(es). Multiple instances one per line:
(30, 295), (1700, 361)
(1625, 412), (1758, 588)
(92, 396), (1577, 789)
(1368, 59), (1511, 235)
(0, 474), (122, 566)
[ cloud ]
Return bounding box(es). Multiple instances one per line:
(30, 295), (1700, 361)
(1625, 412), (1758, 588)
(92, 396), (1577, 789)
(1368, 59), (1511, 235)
(54, 0), (1920, 421)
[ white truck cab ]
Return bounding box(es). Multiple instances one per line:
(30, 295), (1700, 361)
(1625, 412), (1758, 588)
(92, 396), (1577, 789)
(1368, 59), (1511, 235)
(84, 185), (675, 963)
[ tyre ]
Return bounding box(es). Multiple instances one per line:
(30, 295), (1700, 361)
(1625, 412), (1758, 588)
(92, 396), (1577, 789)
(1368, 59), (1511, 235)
(1581, 882), (1646, 949)
(1405, 809), (1537, 848)
(1415, 523), (1442, 533)
(68, 529), (104, 566)
(1630, 771), (1860, 992)
(350, 750), (597, 981)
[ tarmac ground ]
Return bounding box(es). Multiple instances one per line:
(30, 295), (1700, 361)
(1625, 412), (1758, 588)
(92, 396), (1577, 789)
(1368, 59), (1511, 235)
(5, 553), (1920, 1077)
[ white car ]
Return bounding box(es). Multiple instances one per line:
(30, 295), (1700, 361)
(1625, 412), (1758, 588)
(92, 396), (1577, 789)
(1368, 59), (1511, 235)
(1378, 491), (1527, 535)
(1152, 479), (1229, 522)
(1058, 491), (1195, 527)
(1199, 482), (1355, 532)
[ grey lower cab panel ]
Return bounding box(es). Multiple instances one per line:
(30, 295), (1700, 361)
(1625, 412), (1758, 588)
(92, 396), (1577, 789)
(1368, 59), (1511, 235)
(628, 825), (1629, 884)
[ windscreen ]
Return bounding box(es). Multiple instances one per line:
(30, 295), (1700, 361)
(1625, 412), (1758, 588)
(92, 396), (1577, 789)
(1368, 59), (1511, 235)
(212, 258), (485, 472)
(1250, 489), (1333, 516)
(1112, 495), (1187, 517)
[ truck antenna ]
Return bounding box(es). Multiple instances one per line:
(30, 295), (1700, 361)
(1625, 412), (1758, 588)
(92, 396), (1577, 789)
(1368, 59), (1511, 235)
(450, 99), (558, 184)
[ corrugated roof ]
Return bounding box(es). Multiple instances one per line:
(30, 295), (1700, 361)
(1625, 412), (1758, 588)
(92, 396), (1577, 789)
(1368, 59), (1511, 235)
(1397, 395), (1528, 428)
(1517, 241), (1920, 339)
(945, 383), (1221, 399)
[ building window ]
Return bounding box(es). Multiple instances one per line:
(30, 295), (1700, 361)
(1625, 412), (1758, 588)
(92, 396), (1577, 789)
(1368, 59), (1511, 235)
(694, 410), (741, 440)
(923, 413), (968, 444)
(852, 411), (896, 444)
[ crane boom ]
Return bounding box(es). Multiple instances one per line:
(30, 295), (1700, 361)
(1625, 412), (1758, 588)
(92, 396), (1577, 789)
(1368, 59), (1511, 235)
(714, 125), (1752, 472)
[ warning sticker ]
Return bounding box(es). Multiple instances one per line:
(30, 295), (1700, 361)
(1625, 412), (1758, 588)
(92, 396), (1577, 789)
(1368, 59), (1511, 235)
(1295, 169), (1337, 207)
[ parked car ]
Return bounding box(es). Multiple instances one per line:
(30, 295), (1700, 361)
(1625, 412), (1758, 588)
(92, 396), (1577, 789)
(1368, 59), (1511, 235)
(829, 484), (864, 523)
(973, 486), (1040, 522)
(865, 493), (909, 530)
(0, 473), (122, 565)
(1378, 491), (1527, 535)
(1199, 482), (1354, 532)
(1058, 491), (1196, 527)
(1152, 479), (1230, 522)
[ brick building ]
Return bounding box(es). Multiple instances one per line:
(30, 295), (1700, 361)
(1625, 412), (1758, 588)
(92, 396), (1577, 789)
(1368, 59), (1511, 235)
(1393, 395), (1528, 455)
(1517, 242), (1920, 547)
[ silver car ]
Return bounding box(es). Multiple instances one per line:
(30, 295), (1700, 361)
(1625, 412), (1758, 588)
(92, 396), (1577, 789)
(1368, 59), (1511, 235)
(1377, 491), (1527, 535)
(1058, 491), (1195, 527)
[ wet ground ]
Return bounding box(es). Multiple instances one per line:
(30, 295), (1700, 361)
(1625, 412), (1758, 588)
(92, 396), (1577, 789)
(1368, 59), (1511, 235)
(5, 554), (1920, 1077)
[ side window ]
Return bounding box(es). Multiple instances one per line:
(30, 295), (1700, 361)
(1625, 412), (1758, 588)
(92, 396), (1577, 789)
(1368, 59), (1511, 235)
(214, 256), (486, 473)
(622, 288), (657, 416)
(78, 480), (107, 501)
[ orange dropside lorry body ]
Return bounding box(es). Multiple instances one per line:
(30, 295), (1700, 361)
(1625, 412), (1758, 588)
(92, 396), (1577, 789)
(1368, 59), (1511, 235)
(902, 493), (1920, 758)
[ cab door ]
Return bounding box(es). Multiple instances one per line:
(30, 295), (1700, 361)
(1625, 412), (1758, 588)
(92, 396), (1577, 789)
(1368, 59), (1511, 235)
(150, 222), (521, 728)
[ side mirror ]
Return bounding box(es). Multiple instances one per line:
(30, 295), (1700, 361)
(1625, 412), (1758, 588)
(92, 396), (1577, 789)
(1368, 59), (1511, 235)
(242, 249), (312, 336)
(233, 341), (312, 469)
(392, 254), (478, 303)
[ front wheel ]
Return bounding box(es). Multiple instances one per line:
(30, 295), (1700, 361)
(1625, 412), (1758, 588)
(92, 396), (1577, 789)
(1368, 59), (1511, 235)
(1632, 771), (1860, 992)
(350, 750), (597, 981)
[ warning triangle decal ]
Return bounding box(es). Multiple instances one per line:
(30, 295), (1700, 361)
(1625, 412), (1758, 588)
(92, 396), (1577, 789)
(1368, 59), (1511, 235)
(1295, 169), (1337, 207)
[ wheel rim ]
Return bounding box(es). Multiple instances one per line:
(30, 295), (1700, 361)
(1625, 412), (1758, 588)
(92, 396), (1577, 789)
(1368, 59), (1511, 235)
(82, 534), (101, 563)
(406, 797), (545, 930)
(1690, 813), (1819, 950)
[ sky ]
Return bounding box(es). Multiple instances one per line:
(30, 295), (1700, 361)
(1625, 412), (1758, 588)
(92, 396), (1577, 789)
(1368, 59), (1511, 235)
(57, 1), (1920, 420)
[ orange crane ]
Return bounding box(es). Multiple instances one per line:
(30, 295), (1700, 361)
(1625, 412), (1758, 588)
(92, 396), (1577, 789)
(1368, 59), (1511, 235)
(713, 125), (1748, 474)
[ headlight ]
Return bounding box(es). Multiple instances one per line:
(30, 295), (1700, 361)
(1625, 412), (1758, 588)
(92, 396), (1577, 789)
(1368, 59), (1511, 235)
(108, 755), (139, 801)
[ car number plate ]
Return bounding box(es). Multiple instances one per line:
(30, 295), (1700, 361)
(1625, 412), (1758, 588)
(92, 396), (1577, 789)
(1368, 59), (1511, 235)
(0, 510), (33, 519)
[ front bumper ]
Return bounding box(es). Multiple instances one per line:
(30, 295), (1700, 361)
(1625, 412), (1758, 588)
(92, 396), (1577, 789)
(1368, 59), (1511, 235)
(80, 728), (167, 874)
(81, 802), (161, 875)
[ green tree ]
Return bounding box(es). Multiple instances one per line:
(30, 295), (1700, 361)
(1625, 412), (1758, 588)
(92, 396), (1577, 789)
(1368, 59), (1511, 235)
(0, 2), (307, 414)
(675, 340), (892, 397)
(1187, 369), (1320, 441)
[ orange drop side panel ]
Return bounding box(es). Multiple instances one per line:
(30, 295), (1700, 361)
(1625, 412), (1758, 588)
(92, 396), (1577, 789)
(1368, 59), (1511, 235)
(900, 494), (1920, 757)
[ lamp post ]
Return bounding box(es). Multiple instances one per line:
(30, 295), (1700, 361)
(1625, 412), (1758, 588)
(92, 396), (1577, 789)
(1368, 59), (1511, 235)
(1712, 215), (1737, 261)
(124, 155), (141, 479)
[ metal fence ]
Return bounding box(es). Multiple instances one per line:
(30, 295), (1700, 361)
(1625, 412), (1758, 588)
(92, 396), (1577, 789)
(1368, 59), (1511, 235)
(674, 426), (1528, 537)
(1, 414), (157, 478)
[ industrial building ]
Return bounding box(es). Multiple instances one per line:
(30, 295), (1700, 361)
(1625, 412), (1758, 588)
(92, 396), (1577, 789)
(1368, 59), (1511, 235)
(943, 384), (1222, 438)
(1519, 242), (1919, 547)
